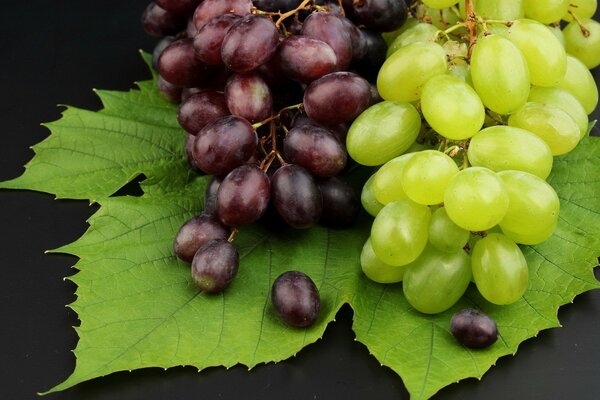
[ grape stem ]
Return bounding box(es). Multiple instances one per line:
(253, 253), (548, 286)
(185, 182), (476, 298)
(568, 10), (591, 37)
(227, 228), (238, 243)
(464, 0), (477, 59)
(274, 0), (312, 27)
(252, 103), (303, 129)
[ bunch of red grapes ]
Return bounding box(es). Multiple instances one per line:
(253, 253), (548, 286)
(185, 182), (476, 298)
(142, 0), (408, 326)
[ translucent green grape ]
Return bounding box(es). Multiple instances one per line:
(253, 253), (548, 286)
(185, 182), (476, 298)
(558, 55), (599, 114)
(528, 86), (589, 137)
(563, 0), (597, 22)
(360, 238), (406, 284)
(459, 0), (524, 20)
(372, 153), (415, 205)
(361, 174), (384, 217)
(564, 18), (600, 68)
(429, 207), (470, 253)
(386, 23), (440, 58)
(523, 0), (569, 24)
(423, 0), (460, 8)
(401, 150), (459, 205)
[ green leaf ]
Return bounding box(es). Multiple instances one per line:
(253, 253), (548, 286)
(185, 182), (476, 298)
(3, 54), (599, 398)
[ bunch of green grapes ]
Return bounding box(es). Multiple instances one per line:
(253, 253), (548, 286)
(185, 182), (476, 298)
(348, 0), (599, 314)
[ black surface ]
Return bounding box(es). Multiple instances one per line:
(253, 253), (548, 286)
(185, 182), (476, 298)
(1, 2), (599, 399)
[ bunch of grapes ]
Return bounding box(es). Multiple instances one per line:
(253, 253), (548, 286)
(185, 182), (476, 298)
(352, 0), (599, 316)
(142, 0), (414, 325)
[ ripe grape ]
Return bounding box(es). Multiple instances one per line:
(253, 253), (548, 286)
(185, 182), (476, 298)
(348, 0), (408, 32)
(193, 14), (241, 66)
(271, 271), (320, 328)
(361, 174), (384, 217)
(225, 72), (273, 123)
(451, 309), (498, 349)
(156, 0), (201, 14)
(142, 2), (186, 37)
(317, 176), (360, 228)
(193, 0), (252, 31)
(528, 86), (589, 138)
(563, 18), (600, 69)
(386, 23), (440, 57)
(277, 36), (338, 83)
(360, 238), (406, 283)
(177, 91), (229, 135)
(157, 74), (182, 103)
(191, 239), (239, 293)
(558, 55), (599, 114)
(372, 153), (415, 205)
(459, 0), (524, 20)
(301, 12), (353, 70)
(563, 0), (597, 22)
(428, 207), (470, 253)
(174, 213), (230, 262)
(157, 39), (216, 88)
(401, 150), (459, 205)
(204, 175), (224, 215)
(523, 0), (569, 24)
(152, 36), (176, 69)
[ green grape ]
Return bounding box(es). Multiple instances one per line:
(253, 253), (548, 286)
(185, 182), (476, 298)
(361, 174), (384, 217)
(377, 41), (448, 103)
(421, 5), (460, 30)
(558, 55), (599, 114)
(459, 0), (524, 20)
(386, 23), (441, 58)
(563, 0), (597, 22)
(564, 18), (600, 69)
(372, 153), (415, 204)
(497, 170), (560, 244)
(467, 125), (553, 179)
(548, 24), (566, 47)
(472, 233), (528, 305)
(508, 102), (581, 155)
(423, 0), (459, 8)
(371, 199), (431, 266)
(523, 0), (569, 24)
(470, 34), (530, 115)
(444, 167), (510, 231)
(401, 150), (459, 205)
(528, 86), (589, 137)
(360, 238), (406, 283)
(421, 74), (485, 140)
(347, 101), (420, 166)
(428, 207), (470, 253)
(403, 245), (471, 314)
(382, 17), (419, 47)
(448, 63), (472, 85)
(506, 19), (566, 87)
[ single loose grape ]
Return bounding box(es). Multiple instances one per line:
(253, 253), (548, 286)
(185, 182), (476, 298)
(271, 271), (320, 328)
(451, 309), (498, 349)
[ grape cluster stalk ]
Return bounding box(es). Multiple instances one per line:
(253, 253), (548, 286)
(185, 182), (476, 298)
(354, 0), (599, 325)
(142, 0), (411, 326)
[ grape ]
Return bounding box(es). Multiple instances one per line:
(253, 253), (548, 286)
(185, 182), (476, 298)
(193, 0), (253, 31)
(156, 0), (201, 14)
(421, 74), (485, 140)
(360, 238), (406, 283)
(157, 74), (182, 103)
(192, 115), (258, 175)
(348, 0), (408, 32)
(381, 16), (418, 46)
(346, 101), (420, 166)
(352, 30), (388, 82)
(152, 36), (176, 69)
(204, 175), (224, 215)
(370, 199), (431, 266)
(377, 41), (447, 103)
(523, 0), (569, 24)
(193, 14), (241, 66)
(563, 18), (600, 69)
(459, 0), (524, 20)
(444, 167), (509, 232)
(467, 125), (553, 179)
(141, 2), (186, 37)
(508, 102), (581, 155)
(177, 91), (229, 135)
(506, 19), (566, 87)
(471, 233), (528, 305)
(528, 86), (589, 138)
(277, 36), (338, 83)
(451, 309), (498, 349)
(498, 170), (560, 245)
(423, 0), (459, 8)
(174, 213), (230, 263)
(221, 15), (281, 72)
(548, 24), (567, 47)
(157, 39), (216, 88)
(225, 72), (273, 123)
(271, 164), (323, 229)
(271, 271), (320, 328)
(558, 55), (599, 114)
(401, 150), (459, 205)
(303, 72), (372, 126)
(428, 207), (470, 253)
(317, 177), (360, 228)
(563, 0), (597, 21)
(361, 174), (385, 217)
(386, 23), (440, 57)
(191, 239), (239, 293)
(301, 12), (353, 70)
(403, 245), (471, 314)
(253, 0), (303, 12)
(419, 5), (460, 30)
(216, 164), (270, 227)
(283, 124), (347, 177)
(372, 153), (415, 204)
(470, 34), (530, 115)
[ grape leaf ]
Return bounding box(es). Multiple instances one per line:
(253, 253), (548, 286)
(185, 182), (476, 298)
(2, 54), (599, 399)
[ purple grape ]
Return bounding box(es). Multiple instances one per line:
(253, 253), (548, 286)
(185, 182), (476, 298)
(221, 15), (281, 72)
(193, 0), (253, 31)
(303, 72), (372, 126)
(193, 14), (241, 65)
(225, 72), (273, 123)
(192, 115), (258, 175)
(152, 36), (176, 69)
(317, 177), (360, 228)
(191, 239), (239, 293)
(185, 133), (199, 170)
(157, 39), (216, 88)
(157, 74), (183, 103)
(349, 0), (408, 32)
(156, 0), (202, 14)
(174, 212), (230, 262)
(300, 12), (353, 70)
(283, 124), (347, 177)
(451, 309), (499, 349)
(186, 16), (198, 38)
(352, 29), (387, 82)
(252, 0), (303, 12)
(277, 36), (337, 83)
(177, 90), (229, 135)
(204, 175), (224, 215)
(217, 164), (271, 227)
(271, 164), (322, 229)
(271, 271), (320, 328)
(141, 2), (186, 37)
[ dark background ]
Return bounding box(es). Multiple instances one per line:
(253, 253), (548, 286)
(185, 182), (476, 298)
(1, 1), (599, 399)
